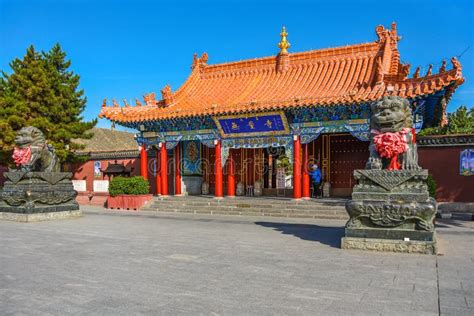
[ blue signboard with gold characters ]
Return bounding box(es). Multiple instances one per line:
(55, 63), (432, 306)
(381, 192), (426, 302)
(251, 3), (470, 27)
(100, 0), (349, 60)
(214, 111), (290, 138)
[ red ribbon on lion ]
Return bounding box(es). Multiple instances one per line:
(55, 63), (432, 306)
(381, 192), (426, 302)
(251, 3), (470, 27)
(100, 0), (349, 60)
(372, 128), (410, 170)
(12, 146), (32, 167)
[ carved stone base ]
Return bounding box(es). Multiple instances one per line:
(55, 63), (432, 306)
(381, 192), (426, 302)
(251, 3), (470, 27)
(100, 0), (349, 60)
(343, 169), (437, 254)
(346, 199), (437, 231)
(341, 236), (437, 255)
(0, 171), (79, 214)
(0, 202), (79, 214)
(345, 169), (436, 230)
(345, 228), (435, 241)
(0, 210), (82, 222)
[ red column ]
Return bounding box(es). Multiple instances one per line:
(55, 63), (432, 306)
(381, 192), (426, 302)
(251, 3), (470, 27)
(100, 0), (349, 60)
(293, 135), (302, 199)
(174, 144), (182, 195)
(302, 143), (310, 198)
(140, 145), (148, 180)
(160, 142), (168, 196)
(227, 149), (235, 197)
(155, 149), (161, 195)
(214, 140), (223, 198)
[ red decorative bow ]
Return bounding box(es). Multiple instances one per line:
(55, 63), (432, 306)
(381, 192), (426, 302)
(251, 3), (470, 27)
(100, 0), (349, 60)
(372, 128), (410, 170)
(12, 146), (32, 167)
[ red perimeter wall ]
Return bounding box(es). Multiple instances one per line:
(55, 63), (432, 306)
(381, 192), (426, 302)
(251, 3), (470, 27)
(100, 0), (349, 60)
(67, 159), (141, 192)
(66, 158), (145, 206)
(418, 146), (473, 202)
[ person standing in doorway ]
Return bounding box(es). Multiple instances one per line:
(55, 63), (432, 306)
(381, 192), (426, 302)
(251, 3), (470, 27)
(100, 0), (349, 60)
(309, 164), (322, 198)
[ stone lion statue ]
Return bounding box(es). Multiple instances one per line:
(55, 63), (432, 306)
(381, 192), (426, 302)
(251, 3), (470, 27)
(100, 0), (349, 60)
(365, 96), (420, 170)
(12, 126), (60, 172)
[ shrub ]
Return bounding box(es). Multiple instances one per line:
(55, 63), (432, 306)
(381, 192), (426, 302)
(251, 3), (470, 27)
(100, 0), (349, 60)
(419, 105), (474, 136)
(425, 174), (437, 199)
(108, 176), (149, 196)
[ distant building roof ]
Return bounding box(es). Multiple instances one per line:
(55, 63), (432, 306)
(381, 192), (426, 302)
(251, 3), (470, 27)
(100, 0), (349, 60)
(101, 161), (133, 175)
(74, 127), (139, 159)
(99, 23), (463, 124)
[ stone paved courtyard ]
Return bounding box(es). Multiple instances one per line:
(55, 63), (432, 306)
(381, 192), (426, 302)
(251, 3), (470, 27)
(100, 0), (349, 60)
(1, 206), (473, 315)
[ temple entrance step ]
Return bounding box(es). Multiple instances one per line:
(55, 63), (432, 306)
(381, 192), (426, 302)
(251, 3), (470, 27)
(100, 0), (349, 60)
(142, 196), (349, 220)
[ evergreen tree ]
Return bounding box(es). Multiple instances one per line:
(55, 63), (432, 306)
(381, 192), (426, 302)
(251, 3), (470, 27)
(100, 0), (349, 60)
(445, 106), (474, 134)
(418, 105), (474, 136)
(0, 44), (96, 163)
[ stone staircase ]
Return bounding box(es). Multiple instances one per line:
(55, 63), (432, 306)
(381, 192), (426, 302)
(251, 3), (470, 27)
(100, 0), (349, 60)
(142, 196), (349, 220)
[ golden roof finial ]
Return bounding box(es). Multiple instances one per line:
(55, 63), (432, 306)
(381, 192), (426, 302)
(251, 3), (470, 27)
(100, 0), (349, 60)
(278, 26), (290, 54)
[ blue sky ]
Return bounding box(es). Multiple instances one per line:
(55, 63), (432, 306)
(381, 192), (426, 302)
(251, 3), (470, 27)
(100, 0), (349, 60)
(1, 0), (473, 130)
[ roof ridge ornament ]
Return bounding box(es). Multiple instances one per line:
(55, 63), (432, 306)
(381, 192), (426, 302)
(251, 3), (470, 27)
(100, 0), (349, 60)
(413, 67), (420, 79)
(426, 64), (433, 77)
(375, 23), (400, 44)
(143, 92), (156, 106)
(439, 60), (446, 73)
(161, 84), (174, 107)
(451, 56), (461, 71)
(276, 26), (290, 72)
(278, 26), (291, 54)
(399, 63), (410, 80)
(191, 52), (209, 71)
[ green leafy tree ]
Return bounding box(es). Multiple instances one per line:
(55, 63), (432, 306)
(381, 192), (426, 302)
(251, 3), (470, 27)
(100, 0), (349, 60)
(0, 44), (96, 164)
(419, 105), (474, 136)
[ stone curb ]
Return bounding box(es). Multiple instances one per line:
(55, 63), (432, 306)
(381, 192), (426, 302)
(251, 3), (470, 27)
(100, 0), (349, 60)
(0, 210), (83, 222)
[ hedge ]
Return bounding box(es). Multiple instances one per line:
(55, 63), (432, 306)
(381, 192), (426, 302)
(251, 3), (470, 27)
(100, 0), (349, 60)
(108, 176), (150, 196)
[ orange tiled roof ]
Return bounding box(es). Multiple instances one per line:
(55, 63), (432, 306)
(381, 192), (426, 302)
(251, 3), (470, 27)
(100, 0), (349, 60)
(99, 23), (464, 123)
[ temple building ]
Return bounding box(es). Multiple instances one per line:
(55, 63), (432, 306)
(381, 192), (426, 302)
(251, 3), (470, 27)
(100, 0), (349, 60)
(99, 23), (464, 198)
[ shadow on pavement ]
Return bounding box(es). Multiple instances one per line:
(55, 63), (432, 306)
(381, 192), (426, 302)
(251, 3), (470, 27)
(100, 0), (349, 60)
(436, 213), (474, 229)
(255, 222), (345, 248)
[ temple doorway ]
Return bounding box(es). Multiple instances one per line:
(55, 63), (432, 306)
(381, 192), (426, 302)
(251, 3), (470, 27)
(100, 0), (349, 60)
(202, 146), (291, 196)
(306, 133), (369, 197)
(200, 134), (369, 197)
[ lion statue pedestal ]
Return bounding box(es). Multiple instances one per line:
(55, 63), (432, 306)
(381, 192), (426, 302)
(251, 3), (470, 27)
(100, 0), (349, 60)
(341, 97), (437, 254)
(0, 127), (80, 222)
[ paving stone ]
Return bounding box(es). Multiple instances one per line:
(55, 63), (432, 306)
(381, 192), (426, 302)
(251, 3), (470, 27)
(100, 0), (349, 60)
(0, 205), (472, 314)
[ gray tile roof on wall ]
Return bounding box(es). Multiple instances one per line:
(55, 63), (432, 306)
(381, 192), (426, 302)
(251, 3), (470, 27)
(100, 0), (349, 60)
(73, 128), (138, 157)
(417, 134), (474, 147)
